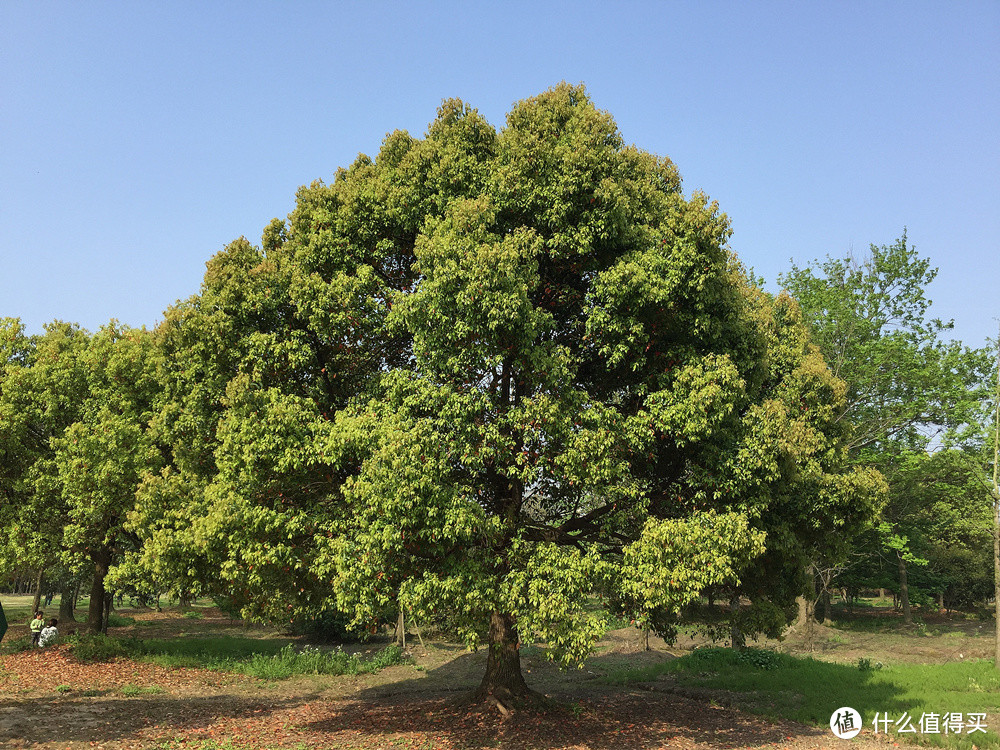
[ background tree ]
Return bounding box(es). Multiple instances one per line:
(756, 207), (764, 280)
(0, 321), (90, 617)
(58, 324), (160, 633)
(780, 234), (991, 622)
(0, 321), (160, 633)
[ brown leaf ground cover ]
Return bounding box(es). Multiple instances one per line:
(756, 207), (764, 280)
(0, 606), (911, 749)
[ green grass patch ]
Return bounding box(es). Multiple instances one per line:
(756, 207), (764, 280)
(121, 684), (164, 696)
(606, 647), (1000, 749)
(67, 633), (409, 680)
(106, 613), (137, 627)
(0, 635), (35, 655)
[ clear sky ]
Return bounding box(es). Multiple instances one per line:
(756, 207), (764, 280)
(2, 1), (998, 349)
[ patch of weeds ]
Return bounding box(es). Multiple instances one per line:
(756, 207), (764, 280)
(733, 648), (785, 670)
(106, 613), (136, 627)
(0, 637), (34, 655)
(121, 684), (164, 697)
(55, 684), (73, 693)
(63, 632), (409, 682)
(234, 643), (409, 680)
(183, 610), (204, 620)
(857, 657), (885, 672)
(68, 633), (140, 662)
(81, 689), (107, 697)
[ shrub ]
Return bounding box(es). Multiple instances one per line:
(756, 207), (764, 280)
(856, 657), (885, 672)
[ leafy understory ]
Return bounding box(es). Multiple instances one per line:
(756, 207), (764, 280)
(69, 633), (409, 680)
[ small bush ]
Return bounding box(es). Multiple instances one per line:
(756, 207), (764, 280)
(55, 684), (72, 693)
(856, 657), (885, 672)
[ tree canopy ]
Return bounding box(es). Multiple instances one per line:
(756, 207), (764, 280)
(117, 84), (882, 705)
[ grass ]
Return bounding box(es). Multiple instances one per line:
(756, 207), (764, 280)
(67, 633), (410, 680)
(607, 647), (1000, 748)
(121, 684), (165, 696)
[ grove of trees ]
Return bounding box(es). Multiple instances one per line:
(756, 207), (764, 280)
(1, 84), (994, 706)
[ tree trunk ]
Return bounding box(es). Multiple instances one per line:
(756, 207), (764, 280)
(395, 607), (406, 649)
(31, 569), (44, 614)
(730, 595), (746, 649)
(794, 595), (809, 627)
(103, 592), (113, 633)
(474, 611), (531, 709)
(897, 551), (912, 625)
(59, 579), (76, 622)
(88, 552), (110, 634)
(818, 589), (831, 623)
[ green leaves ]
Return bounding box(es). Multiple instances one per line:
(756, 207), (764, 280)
(620, 511), (765, 625)
(93, 83), (885, 676)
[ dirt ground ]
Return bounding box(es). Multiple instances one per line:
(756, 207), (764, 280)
(0, 604), (981, 749)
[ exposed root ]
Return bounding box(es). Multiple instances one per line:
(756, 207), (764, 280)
(452, 685), (558, 717)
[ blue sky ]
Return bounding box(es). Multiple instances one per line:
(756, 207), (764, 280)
(2, 1), (998, 349)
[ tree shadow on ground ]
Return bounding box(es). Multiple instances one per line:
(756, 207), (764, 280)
(0, 692), (315, 746)
(299, 648), (911, 749)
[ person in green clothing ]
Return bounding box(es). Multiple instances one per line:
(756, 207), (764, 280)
(30, 611), (44, 647)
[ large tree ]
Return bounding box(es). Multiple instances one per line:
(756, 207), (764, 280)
(136, 84), (879, 707)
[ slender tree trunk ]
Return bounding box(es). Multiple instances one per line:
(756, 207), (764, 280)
(103, 592), (113, 633)
(395, 607), (406, 649)
(897, 551), (912, 625)
(88, 552), (110, 634)
(474, 611), (531, 708)
(31, 569), (44, 614)
(59, 579), (76, 622)
(730, 594), (746, 649)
